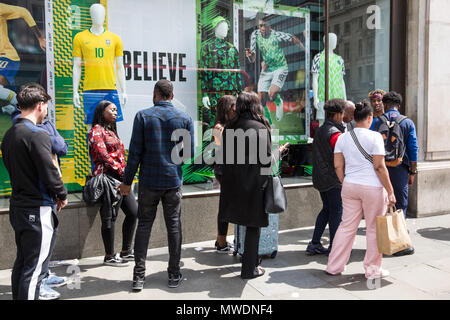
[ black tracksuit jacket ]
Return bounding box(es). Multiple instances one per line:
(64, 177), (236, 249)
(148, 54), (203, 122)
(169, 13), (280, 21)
(1, 118), (67, 208)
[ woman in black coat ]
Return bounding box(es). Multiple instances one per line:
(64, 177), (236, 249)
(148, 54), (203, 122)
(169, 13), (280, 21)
(218, 92), (287, 279)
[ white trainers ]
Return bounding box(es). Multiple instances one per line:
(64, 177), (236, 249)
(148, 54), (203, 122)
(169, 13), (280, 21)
(39, 282), (61, 300)
(45, 272), (69, 288)
(367, 268), (390, 279)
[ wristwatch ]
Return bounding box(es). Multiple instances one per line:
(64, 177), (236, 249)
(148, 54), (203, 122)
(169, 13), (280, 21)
(408, 169), (418, 175)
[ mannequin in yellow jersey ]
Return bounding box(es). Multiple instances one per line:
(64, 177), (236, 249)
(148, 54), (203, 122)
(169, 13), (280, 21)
(0, 3), (45, 115)
(72, 3), (127, 125)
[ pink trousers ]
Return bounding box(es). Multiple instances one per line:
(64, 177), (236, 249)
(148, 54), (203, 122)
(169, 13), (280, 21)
(326, 181), (387, 279)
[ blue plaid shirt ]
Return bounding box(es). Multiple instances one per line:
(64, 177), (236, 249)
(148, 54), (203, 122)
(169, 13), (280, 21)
(123, 101), (194, 190)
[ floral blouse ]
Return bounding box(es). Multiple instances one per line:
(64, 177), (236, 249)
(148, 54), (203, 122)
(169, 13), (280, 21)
(88, 124), (125, 178)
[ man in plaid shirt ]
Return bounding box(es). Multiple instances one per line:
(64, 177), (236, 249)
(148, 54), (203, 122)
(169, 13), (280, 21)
(120, 79), (194, 291)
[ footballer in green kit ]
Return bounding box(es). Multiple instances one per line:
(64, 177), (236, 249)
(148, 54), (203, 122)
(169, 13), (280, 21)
(246, 15), (305, 122)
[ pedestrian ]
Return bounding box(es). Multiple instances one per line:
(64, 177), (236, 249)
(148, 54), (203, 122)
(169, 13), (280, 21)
(1, 83), (67, 300)
(343, 100), (356, 131)
(11, 106), (69, 298)
(212, 95), (236, 253)
(119, 80), (194, 291)
(368, 89), (386, 130)
(218, 92), (287, 279)
(88, 100), (138, 267)
(307, 99), (346, 256)
(326, 100), (396, 279)
(374, 91), (418, 256)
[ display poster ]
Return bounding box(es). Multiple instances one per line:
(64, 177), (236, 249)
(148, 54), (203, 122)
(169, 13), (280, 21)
(0, 0), (49, 195)
(236, 0), (310, 144)
(0, 0), (310, 196)
(107, 0), (198, 149)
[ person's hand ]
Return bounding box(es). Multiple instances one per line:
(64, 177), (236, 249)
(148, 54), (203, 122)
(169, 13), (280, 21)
(387, 192), (396, 207)
(38, 37), (46, 51)
(119, 183), (131, 196)
(56, 198), (68, 213)
(278, 143), (290, 154)
(202, 96), (211, 109)
(261, 61), (267, 71)
(73, 92), (81, 108)
(214, 123), (224, 134)
(408, 174), (415, 187)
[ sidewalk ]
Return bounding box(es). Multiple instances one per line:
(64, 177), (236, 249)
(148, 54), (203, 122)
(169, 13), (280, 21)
(0, 214), (449, 300)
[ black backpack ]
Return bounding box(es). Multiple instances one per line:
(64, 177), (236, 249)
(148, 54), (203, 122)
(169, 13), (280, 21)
(378, 114), (407, 167)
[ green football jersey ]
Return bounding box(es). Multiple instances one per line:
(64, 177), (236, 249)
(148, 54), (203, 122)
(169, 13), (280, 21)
(250, 29), (292, 72)
(311, 51), (346, 101)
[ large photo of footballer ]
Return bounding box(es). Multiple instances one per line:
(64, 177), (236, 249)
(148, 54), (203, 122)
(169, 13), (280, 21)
(0, 0), (47, 196)
(238, 2), (311, 144)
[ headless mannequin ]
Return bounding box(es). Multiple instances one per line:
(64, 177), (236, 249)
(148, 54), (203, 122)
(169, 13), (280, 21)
(73, 4), (127, 112)
(312, 33), (347, 125)
(202, 21), (229, 109)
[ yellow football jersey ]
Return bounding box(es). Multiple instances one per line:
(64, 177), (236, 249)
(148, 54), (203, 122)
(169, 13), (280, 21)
(73, 30), (123, 91)
(0, 3), (37, 61)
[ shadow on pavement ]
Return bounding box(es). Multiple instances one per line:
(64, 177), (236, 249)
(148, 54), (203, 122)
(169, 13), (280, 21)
(417, 227), (450, 242)
(266, 268), (393, 292)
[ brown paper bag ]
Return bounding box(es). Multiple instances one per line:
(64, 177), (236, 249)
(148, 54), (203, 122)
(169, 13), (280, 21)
(376, 207), (412, 255)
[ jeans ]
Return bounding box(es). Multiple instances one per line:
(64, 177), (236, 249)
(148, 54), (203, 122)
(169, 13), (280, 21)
(387, 164), (409, 218)
(312, 188), (343, 248)
(133, 184), (182, 279)
(100, 193), (138, 256)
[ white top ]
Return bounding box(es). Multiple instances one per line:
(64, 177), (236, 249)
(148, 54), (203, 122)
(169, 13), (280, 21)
(334, 128), (386, 187)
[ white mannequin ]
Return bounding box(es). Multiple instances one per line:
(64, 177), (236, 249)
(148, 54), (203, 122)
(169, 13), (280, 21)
(202, 20), (229, 110)
(73, 4), (127, 109)
(312, 33), (347, 125)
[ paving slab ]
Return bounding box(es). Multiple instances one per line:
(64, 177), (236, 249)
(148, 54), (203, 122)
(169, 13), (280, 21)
(0, 215), (449, 300)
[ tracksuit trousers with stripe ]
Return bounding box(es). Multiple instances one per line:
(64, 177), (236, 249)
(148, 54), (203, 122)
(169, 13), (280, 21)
(9, 206), (58, 300)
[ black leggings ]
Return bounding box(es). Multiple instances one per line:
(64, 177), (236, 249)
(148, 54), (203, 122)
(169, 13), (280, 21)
(100, 193), (138, 255)
(215, 175), (228, 237)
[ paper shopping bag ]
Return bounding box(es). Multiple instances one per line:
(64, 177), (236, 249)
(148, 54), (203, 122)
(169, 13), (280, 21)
(376, 207), (412, 255)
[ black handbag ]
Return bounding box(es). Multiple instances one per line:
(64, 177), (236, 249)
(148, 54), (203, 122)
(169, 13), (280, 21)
(82, 173), (105, 205)
(264, 175), (287, 214)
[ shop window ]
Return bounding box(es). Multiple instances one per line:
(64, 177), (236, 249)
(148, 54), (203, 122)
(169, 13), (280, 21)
(344, 21), (351, 35)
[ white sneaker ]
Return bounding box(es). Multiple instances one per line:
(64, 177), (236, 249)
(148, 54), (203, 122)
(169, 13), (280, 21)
(39, 282), (61, 300)
(45, 273), (68, 288)
(367, 268), (390, 279)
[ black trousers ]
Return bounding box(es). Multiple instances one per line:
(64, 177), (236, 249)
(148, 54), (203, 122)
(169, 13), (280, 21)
(215, 175), (228, 237)
(133, 185), (182, 279)
(9, 206), (58, 300)
(99, 193), (138, 255)
(241, 226), (261, 278)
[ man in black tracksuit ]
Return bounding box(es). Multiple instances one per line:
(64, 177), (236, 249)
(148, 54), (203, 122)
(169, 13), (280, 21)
(1, 83), (67, 300)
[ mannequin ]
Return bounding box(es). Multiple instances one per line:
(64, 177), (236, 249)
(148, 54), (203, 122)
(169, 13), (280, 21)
(73, 4), (127, 125)
(312, 33), (346, 125)
(199, 16), (242, 128)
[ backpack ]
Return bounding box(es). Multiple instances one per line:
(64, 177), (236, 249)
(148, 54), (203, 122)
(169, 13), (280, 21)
(378, 114), (407, 167)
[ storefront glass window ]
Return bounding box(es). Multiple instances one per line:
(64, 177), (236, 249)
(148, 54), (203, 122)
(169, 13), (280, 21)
(0, 0), (391, 203)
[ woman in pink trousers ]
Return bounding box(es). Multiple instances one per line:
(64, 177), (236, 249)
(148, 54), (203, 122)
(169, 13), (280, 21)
(326, 100), (396, 279)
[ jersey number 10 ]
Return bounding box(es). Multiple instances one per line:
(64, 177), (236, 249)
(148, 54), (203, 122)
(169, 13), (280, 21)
(95, 48), (104, 58)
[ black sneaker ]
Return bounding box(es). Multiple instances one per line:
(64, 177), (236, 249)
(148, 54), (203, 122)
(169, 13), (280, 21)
(215, 241), (232, 254)
(393, 247), (415, 257)
(120, 250), (135, 261)
(168, 273), (183, 288)
(104, 254), (129, 267)
(306, 241), (328, 256)
(132, 277), (145, 292)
